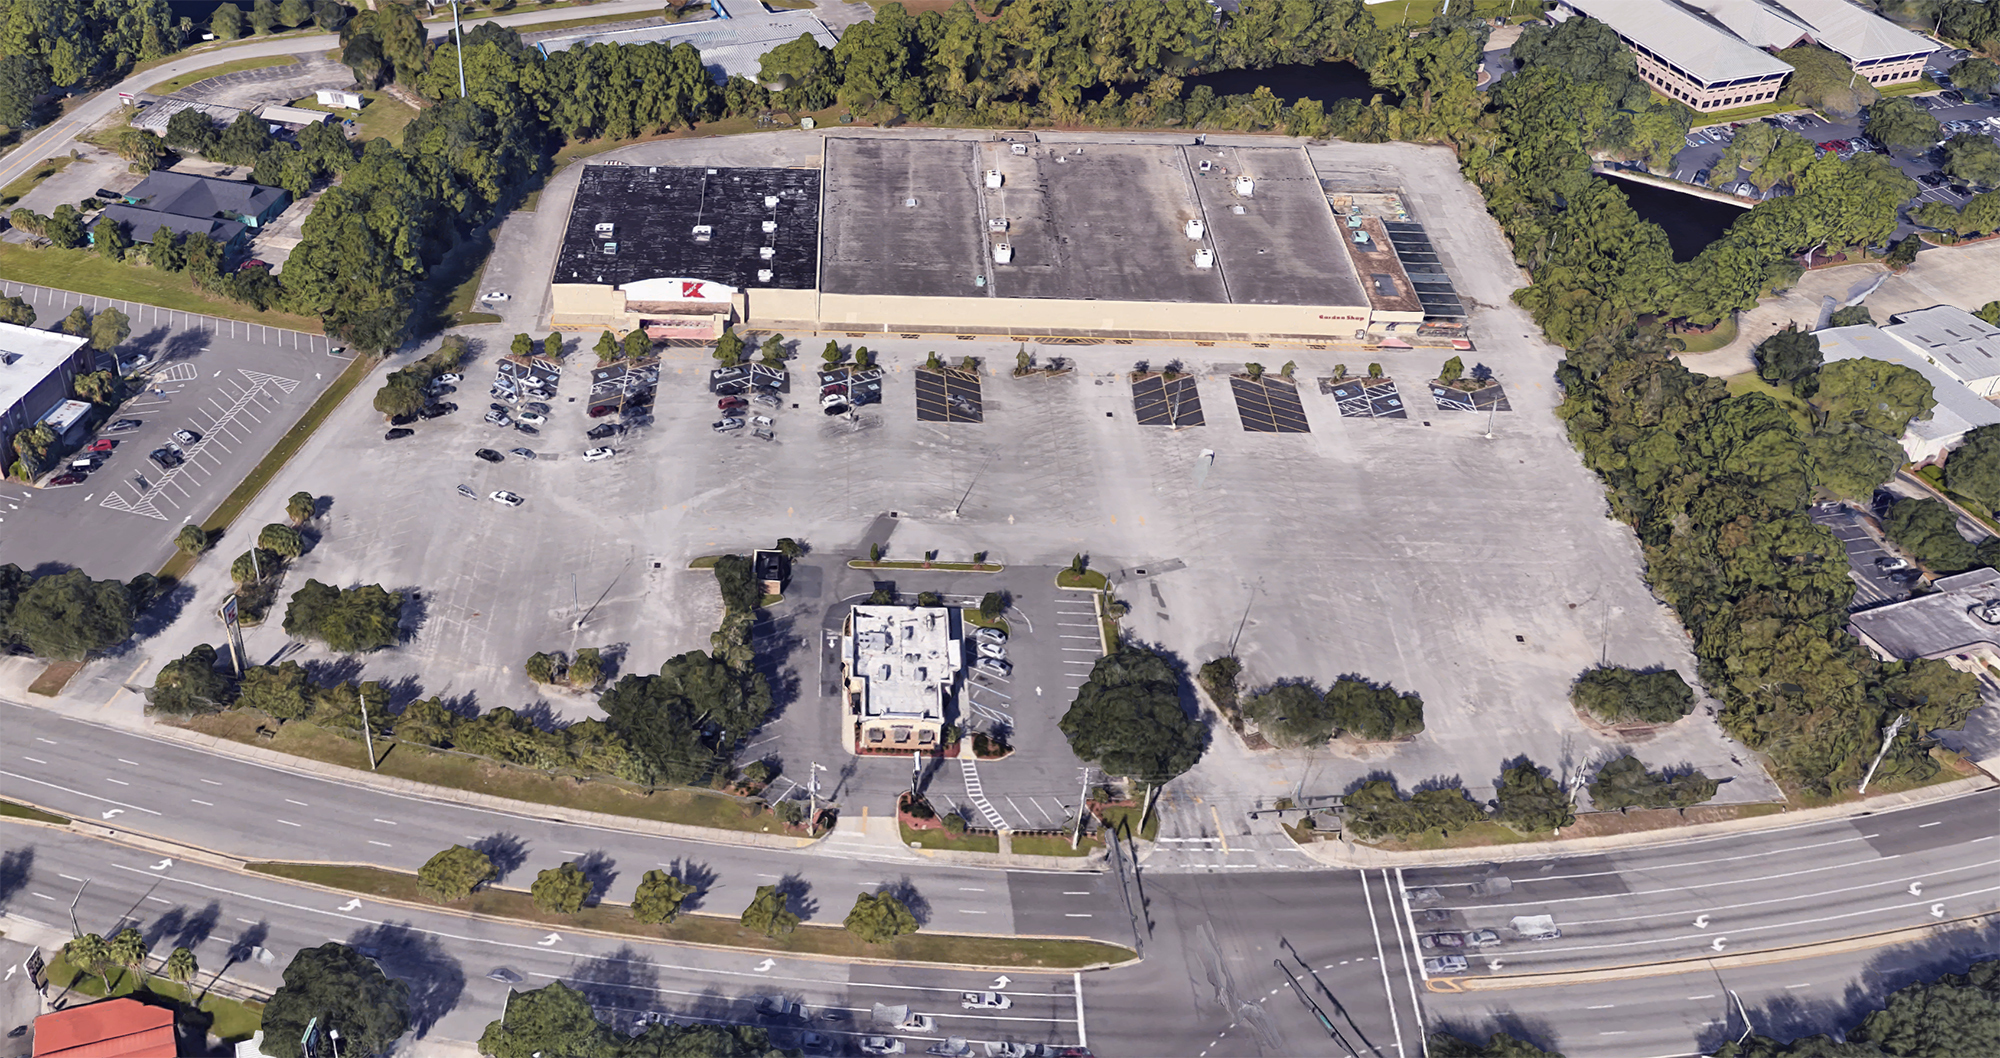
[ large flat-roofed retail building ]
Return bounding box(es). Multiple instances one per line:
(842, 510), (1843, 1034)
(841, 605), (960, 753)
(0, 322), (95, 463)
(549, 135), (1393, 344)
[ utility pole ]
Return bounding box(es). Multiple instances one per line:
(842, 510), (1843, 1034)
(808, 761), (827, 835)
(1071, 769), (1092, 850)
(910, 750), (921, 798)
(1729, 988), (1754, 1043)
(68, 878), (88, 938)
(1857, 713), (1908, 794)
(450, 0), (467, 99)
(357, 693), (379, 772)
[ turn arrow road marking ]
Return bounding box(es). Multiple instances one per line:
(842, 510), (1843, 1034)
(1711, 937), (1729, 952)
(338, 899), (362, 912)
(1909, 882), (1924, 896)
(1693, 915), (1710, 929)
(100, 809), (123, 820)
(753, 959), (775, 972)
(1931, 903), (1945, 918)
(537, 933), (561, 947)
(147, 858), (172, 871)
(991, 975), (1011, 989)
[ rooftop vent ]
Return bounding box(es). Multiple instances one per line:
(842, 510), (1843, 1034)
(1194, 248), (1214, 269)
(706, 168), (717, 174)
(602, 241), (618, 254)
(905, 197), (919, 208)
(594, 222), (615, 236)
(1353, 230), (1370, 244)
(993, 243), (1013, 264)
(757, 268), (773, 283)
(1010, 143), (1028, 155)
(764, 195), (778, 208)
(1235, 176), (1255, 197)
(1974, 600), (2000, 625)
(762, 220), (777, 234)
(1185, 218), (1205, 240)
(692, 224), (712, 241)
(759, 246), (775, 259)
(988, 218), (1008, 233)
(984, 170), (1003, 189)
(1231, 204), (1246, 215)
(1199, 160), (1212, 174)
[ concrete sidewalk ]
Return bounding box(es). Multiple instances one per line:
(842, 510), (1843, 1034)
(1290, 774), (1997, 870)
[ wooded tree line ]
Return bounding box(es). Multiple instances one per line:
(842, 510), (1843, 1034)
(1716, 957), (2000, 1057)
(1337, 753), (1715, 840)
(0, 0), (186, 127)
(1556, 335), (1980, 794)
(0, 564), (150, 661)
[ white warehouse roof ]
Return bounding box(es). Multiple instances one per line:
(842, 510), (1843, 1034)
(1561, 0), (1794, 86)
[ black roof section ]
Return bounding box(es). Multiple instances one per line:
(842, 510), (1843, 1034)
(556, 165), (820, 290)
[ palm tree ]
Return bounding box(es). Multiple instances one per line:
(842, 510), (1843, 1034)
(165, 947), (198, 991)
(64, 933), (110, 992)
(106, 928), (147, 990)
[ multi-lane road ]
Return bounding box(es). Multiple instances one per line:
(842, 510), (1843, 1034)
(4, 696), (1996, 1056)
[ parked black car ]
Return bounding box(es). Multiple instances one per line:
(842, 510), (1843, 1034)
(475, 448), (503, 463)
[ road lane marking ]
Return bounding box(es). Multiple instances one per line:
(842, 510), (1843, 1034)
(277, 819), (301, 827)
(1787, 983), (1812, 989)
(35, 738), (55, 744)
(200, 779), (222, 785)
(21, 757), (44, 764)
(958, 910), (988, 914)
(372, 818), (397, 825)
(958, 887), (986, 892)
(369, 840), (392, 847)
(191, 799), (213, 805)
(0, 769), (162, 815)
(59, 874), (80, 882)
(1920, 821), (1943, 828)
(117, 759), (140, 766)
(32, 892), (52, 901)
(1360, 871), (1406, 1058)
(1064, 913), (1093, 918)
(1688, 995), (1716, 1000)
(1587, 1004), (1615, 1009)
(105, 778), (130, 786)
(147, 896), (171, 904)
(285, 799), (309, 807)
(1063, 891), (1090, 895)
(1515, 857), (1995, 929)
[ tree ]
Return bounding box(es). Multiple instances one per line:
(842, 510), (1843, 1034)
(63, 934), (111, 991)
(1864, 96), (1939, 153)
(88, 307), (129, 352)
(978, 591), (1004, 620)
(113, 129), (166, 169)
(283, 580), (402, 651)
(478, 980), (608, 1058)
(164, 107), (218, 156)
(211, 3), (244, 41)
(1754, 323), (1820, 385)
(1588, 755), (1719, 811)
(1953, 58), (2000, 97)
(1827, 305), (1873, 328)
(569, 647), (603, 689)
(1343, 780), (1487, 841)
(713, 329), (744, 367)
(1569, 666), (1695, 724)
(0, 294), (33, 327)
(1324, 676), (1426, 740)
(759, 332), (785, 365)
(1438, 355), (1463, 384)
(418, 844), (495, 903)
(1060, 644), (1205, 783)
(44, 204), (83, 249)
(623, 328), (651, 360)
(287, 491), (317, 525)
(92, 215), (130, 261)
(1243, 362), (1265, 380)
(314, 0), (351, 32)
(1809, 358), (1934, 436)
(279, 0), (311, 28)
(165, 946), (198, 988)
(822, 339), (842, 365)
(543, 333), (563, 360)
(1943, 132), (2000, 189)
(594, 329), (618, 362)
(1884, 498), (1977, 571)
(1778, 45), (1876, 116)
(258, 523), (305, 559)
(260, 943), (411, 1058)
(739, 883), (799, 936)
(251, 0), (279, 33)
(105, 928), (147, 988)
(1492, 761), (1575, 833)
(0, 54), (51, 129)
(1246, 682), (1333, 746)
(9, 569), (134, 660)
(57, 306), (90, 338)
(1805, 424), (1903, 501)
(510, 332), (534, 359)
(1948, 424), (2000, 512)
(630, 869), (698, 924)
(147, 643), (235, 715)
(844, 891), (918, 943)
(176, 524), (210, 555)
(525, 650), (563, 684)
(1429, 1030), (1563, 1058)
(531, 861), (590, 914)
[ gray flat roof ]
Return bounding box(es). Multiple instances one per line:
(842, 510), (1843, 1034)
(1851, 567), (2000, 660)
(818, 136), (1364, 307)
(0, 322), (90, 415)
(1885, 305), (2000, 384)
(1818, 324), (2000, 447)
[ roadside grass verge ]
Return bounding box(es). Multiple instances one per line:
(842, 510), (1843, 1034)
(172, 711), (781, 833)
(962, 610), (1008, 634)
(0, 798), (69, 824)
(1095, 802), (1160, 842)
(849, 560), (1004, 572)
(0, 245), (325, 332)
(157, 352), (373, 581)
(1009, 833), (1095, 858)
(899, 820), (1001, 853)
(248, 861), (1133, 968)
(145, 55), (296, 95)
(45, 958), (263, 1042)
(26, 659), (84, 696)
(0, 155), (72, 207)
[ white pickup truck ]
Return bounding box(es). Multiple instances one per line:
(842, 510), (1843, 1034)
(961, 991), (1013, 1010)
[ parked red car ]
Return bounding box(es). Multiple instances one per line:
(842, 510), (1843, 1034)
(718, 396), (748, 412)
(86, 438), (116, 453)
(588, 404), (618, 418)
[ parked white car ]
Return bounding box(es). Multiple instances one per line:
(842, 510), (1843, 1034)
(489, 490), (524, 507)
(582, 447), (614, 462)
(514, 411), (546, 425)
(960, 991), (1012, 1010)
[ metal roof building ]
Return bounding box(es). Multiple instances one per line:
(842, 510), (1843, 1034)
(0, 321), (94, 464)
(1882, 305), (2000, 398)
(1817, 322), (2000, 464)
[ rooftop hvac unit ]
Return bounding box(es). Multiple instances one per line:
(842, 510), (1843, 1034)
(1010, 142), (1028, 155)
(1185, 218), (1205, 240)
(1974, 600), (2000, 625)
(764, 195), (778, 208)
(1199, 160), (1212, 174)
(988, 218), (1008, 233)
(762, 220), (777, 233)
(1347, 215), (1364, 228)
(759, 246), (775, 259)
(1194, 248), (1214, 269)
(594, 222), (615, 236)
(602, 242), (618, 254)
(1353, 230), (1370, 244)
(649, 166), (657, 173)
(985, 170), (1003, 189)
(757, 269), (773, 283)
(692, 224), (712, 241)
(993, 243), (1013, 264)
(1235, 176), (1255, 197)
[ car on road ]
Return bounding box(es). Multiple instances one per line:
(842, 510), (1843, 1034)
(485, 968), (522, 984)
(489, 402), (509, 413)
(109, 419), (142, 432)
(173, 429), (201, 445)
(385, 427), (415, 440)
(589, 404), (619, 418)
(1419, 908), (1453, 923)
(524, 388), (553, 402)
(582, 447), (613, 462)
(484, 291), (511, 301)
(975, 626), (1006, 644)
(1422, 932), (1465, 949)
(899, 1015), (935, 1033)
(1465, 929), (1501, 947)
(120, 354), (151, 371)
(475, 449), (503, 463)
(586, 423), (622, 440)
(515, 411), (546, 425)
(713, 417), (745, 433)
(436, 373), (462, 384)
(509, 447), (536, 460)
(1876, 556), (1910, 571)
(987, 1044), (1031, 1058)
(821, 393), (850, 413)
(1423, 956), (1469, 975)
(513, 423), (539, 436)
(49, 472), (85, 486)
(758, 996), (804, 1020)
(84, 439), (115, 455)
(490, 490), (524, 507)
(495, 390), (519, 405)
(456, 484), (477, 498)
(961, 991), (1012, 1010)
(978, 640), (1007, 660)
(1890, 568), (1923, 584)
(976, 657), (1011, 677)
(859, 1039), (905, 1056)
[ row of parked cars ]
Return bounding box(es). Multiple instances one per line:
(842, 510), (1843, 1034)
(969, 624), (1010, 678)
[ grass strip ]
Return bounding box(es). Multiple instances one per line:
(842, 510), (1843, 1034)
(1095, 802), (1160, 842)
(249, 862), (1133, 969)
(0, 798), (69, 824)
(144, 54), (296, 95)
(174, 711), (782, 833)
(849, 560), (1005, 572)
(44, 957), (263, 1042)
(0, 245), (325, 332)
(26, 659), (84, 696)
(899, 820), (1000, 853)
(157, 353), (372, 581)
(0, 155), (72, 207)
(1009, 833), (1095, 858)
(1055, 568), (1107, 590)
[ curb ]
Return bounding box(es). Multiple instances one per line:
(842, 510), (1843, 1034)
(142, 720), (827, 852)
(1287, 775), (1998, 869)
(1432, 912), (1998, 992)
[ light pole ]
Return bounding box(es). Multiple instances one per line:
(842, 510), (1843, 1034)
(357, 692), (379, 772)
(1857, 713), (1908, 794)
(68, 877), (89, 937)
(450, 0), (467, 99)
(808, 761), (827, 834)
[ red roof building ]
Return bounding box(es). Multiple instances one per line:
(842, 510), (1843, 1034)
(32, 997), (179, 1058)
